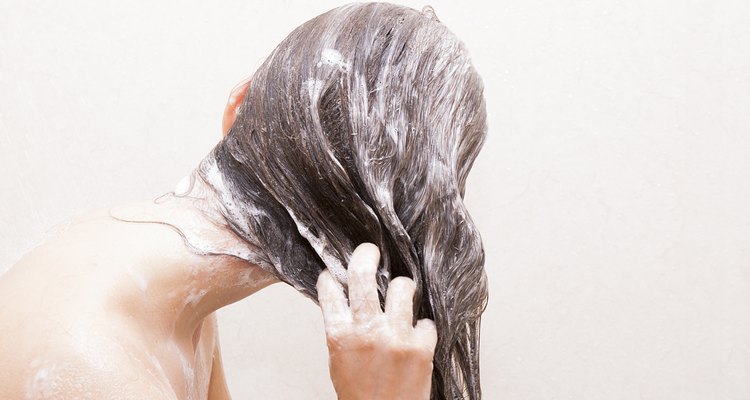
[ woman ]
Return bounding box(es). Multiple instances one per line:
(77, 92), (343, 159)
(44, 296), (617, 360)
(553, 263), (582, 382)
(0, 3), (487, 399)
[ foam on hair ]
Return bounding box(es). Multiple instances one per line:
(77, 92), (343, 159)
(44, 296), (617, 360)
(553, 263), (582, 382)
(194, 3), (488, 399)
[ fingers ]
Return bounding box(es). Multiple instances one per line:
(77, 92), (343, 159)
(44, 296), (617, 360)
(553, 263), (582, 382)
(385, 277), (416, 326)
(347, 243), (383, 322)
(319, 243), (424, 332)
(317, 241), (439, 387)
(317, 269), (352, 326)
(414, 318), (438, 350)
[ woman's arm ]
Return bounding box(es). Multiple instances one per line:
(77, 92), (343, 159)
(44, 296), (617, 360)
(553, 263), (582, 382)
(208, 327), (232, 400)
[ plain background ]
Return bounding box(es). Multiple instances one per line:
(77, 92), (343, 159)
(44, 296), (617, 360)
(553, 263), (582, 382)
(1, 0), (749, 399)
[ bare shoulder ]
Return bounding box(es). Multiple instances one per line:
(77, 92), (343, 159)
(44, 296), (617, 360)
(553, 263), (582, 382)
(0, 323), (178, 400)
(3, 361), (178, 400)
(0, 210), (185, 400)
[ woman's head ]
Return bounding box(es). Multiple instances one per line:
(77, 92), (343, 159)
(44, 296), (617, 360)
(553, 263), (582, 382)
(199, 3), (488, 399)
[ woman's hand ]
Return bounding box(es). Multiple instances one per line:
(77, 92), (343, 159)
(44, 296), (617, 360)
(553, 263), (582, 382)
(316, 243), (438, 400)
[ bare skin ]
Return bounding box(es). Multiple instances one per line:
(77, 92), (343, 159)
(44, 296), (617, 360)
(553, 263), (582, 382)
(0, 79), (437, 399)
(0, 207), (269, 399)
(317, 244), (438, 400)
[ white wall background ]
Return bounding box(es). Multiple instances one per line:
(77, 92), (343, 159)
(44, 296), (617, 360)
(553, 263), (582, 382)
(1, 0), (749, 399)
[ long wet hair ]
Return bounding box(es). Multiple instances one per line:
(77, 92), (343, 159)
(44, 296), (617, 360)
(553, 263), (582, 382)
(197, 3), (488, 399)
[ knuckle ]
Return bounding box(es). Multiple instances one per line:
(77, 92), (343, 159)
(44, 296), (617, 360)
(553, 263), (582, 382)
(349, 298), (372, 313)
(357, 340), (377, 352)
(324, 323), (348, 340)
(383, 340), (410, 357)
(325, 334), (339, 348)
(351, 260), (377, 278)
(416, 318), (437, 332)
(414, 344), (436, 361)
(325, 329), (350, 349)
(348, 333), (378, 352)
(384, 340), (434, 363)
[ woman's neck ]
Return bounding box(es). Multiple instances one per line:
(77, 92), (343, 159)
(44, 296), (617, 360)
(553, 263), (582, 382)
(106, 173), (280, 343)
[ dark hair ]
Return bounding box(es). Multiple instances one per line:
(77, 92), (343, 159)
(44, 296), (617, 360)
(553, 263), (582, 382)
(196, 3), (488, 399)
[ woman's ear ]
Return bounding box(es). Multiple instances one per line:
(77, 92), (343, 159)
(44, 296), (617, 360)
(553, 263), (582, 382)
(222, 77), (252, 137)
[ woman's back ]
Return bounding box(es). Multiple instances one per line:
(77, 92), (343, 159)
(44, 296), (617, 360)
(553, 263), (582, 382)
(0, 209), (246, 400)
